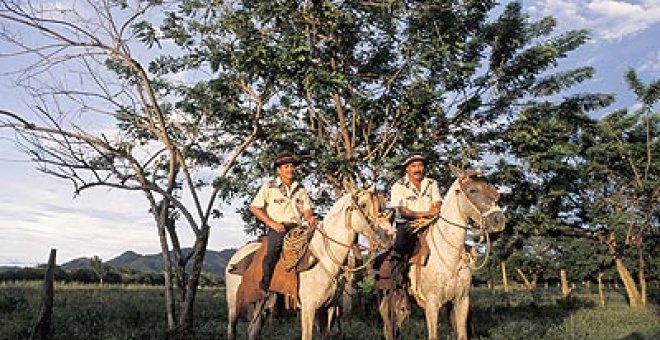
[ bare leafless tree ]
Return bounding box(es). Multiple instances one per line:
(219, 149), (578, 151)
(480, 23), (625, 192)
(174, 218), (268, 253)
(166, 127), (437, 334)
(0, 0), (267, 334)
(90, 255), (106, 285)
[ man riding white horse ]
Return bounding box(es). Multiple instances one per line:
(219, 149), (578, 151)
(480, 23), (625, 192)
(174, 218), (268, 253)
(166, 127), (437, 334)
(386, 153), (442, 287)
(249, 153), (318, 297)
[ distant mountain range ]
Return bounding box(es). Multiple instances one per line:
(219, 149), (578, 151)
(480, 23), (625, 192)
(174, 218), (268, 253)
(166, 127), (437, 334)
(60, 248), (237, 277)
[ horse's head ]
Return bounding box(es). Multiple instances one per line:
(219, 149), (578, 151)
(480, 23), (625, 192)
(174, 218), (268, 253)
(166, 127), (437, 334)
(450, 165), (506, 233)
(348, 186), (395, 250)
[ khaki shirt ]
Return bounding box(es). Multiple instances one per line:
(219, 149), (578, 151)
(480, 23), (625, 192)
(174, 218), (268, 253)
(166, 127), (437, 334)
(389, 176), (442, 223)
(250, 177), (313, 224)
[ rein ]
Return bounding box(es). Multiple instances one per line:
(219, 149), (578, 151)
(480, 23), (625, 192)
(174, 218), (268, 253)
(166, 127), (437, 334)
(311, 191), (388, 274)
(425, 181), (498, 271)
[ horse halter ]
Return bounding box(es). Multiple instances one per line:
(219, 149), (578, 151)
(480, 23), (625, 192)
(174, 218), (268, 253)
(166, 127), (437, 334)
(432, 175), (503, 271)
(347, 190), (393, 249)
(312, 190), (393, 275)
(456, 175), (502, 231)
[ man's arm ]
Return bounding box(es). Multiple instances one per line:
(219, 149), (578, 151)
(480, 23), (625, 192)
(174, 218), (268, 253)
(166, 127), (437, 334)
(399, 201), (441, 220)
(249, 205), (285, 233)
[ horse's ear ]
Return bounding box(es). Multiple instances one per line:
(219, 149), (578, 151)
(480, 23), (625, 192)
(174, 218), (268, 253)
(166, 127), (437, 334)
(449, 164), (464, 178)
(342, 177), (356, 194)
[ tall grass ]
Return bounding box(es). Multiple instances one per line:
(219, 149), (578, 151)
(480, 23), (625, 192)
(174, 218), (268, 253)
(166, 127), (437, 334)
(0, 282), (657, 340)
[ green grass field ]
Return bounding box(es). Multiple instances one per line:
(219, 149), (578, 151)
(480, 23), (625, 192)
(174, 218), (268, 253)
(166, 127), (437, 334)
(1, 282), (658, 340)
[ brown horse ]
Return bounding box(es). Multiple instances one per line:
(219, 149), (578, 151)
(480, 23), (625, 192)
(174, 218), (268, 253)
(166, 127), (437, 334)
(379, 165), (506, 340)
(226, 188), (395, 340)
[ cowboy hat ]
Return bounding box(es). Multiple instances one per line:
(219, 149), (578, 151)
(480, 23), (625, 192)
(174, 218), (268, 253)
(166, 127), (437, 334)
(400, 153), (428, 168)
(273, 153), (304, 169)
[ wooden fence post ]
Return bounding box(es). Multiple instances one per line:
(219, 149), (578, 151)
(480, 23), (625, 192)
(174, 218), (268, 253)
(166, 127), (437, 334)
(560, 269), (572, 299)
(31, 248), (56, 340)
(598, 273), (606, 306)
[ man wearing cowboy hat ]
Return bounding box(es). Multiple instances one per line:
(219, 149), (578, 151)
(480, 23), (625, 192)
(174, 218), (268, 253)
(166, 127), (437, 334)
(250, 153), (318, 293)
(389, 153), (442, 263)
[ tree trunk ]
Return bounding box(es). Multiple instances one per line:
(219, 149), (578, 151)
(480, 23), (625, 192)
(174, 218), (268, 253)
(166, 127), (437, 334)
(638, 246), (647, 307)
(501, 261), (509, 307)
(560, 269), (572, 299)
(598, 273), (606, 306)
(607, 233), (643, 309)
(156, 217), (176, 330)
(516, 268), (538, 304)
(178, 227), (210, 335)
(516, 268), (535, 290)
(31, 249), (56, 340)
(614, 257), (643, 308)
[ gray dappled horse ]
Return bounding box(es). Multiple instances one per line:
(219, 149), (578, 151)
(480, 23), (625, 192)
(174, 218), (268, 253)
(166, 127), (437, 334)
(379, 165), (506, 340)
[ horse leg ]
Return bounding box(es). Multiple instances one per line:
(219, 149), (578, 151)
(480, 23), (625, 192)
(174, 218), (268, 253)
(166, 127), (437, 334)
(328, 305), (342, 336)
(264, 293), (278, 324)
(226, 275), (241, 340)
(378, 291), (396, 340)
(248, 298), (267, 340)
(393, 289), (411, 337)
(300, 305), (316, 340)
(315, 306), (330, 339)
(453, 296), (470, 340)
(424, 301), (440, 340)
(227, 297), (239, 340)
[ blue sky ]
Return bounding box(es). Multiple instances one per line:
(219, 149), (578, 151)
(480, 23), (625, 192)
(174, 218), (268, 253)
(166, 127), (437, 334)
(1, 0), (659, 265)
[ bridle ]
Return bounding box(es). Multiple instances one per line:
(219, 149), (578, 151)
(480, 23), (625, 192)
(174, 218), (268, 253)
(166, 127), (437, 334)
(428, 175), (502, 270)
(311, 190), (393, 274)
(347, 191), (393, 249)
(437, 175), (502, 233)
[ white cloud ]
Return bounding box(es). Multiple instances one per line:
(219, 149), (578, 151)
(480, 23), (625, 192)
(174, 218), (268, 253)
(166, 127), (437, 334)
(0, 159), (251, 265)
(530, 0), (660, 40)
(638, 50), (660, 72)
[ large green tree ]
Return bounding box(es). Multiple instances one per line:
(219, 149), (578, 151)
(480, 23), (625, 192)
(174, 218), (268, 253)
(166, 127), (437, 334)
(505, 68), (658, 308)
(153, 1), (605, 235)
(579, 70), (659, 307)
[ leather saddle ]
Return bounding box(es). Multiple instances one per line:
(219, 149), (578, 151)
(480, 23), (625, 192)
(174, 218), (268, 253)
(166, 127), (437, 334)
(230, 228), (317, 310)
(374, 229), (430, 291)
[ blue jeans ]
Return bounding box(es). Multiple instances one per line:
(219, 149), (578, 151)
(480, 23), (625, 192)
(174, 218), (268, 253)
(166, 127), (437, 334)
(260, 228), (286, 290)
(393, 222), (414, 256)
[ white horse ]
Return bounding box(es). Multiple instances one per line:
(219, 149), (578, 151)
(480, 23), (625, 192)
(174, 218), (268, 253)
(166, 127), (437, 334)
(379, 165), (506, 340)
(226, 189), (394, 340)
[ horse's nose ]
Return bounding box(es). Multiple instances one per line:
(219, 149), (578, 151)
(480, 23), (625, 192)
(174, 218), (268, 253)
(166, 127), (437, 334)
(485, 211), (506, 232)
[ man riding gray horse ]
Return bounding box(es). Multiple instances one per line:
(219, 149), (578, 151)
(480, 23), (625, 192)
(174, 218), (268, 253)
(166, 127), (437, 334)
(384, 153), (442, 287)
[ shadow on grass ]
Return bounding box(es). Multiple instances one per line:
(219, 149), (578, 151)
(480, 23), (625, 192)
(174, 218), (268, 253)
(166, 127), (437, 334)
(469, 296), (596, 339)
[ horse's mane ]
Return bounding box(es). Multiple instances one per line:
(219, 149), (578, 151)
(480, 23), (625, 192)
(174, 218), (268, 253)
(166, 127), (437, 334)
(439, 178), (462, 216)
(324, 194), (352, 220)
